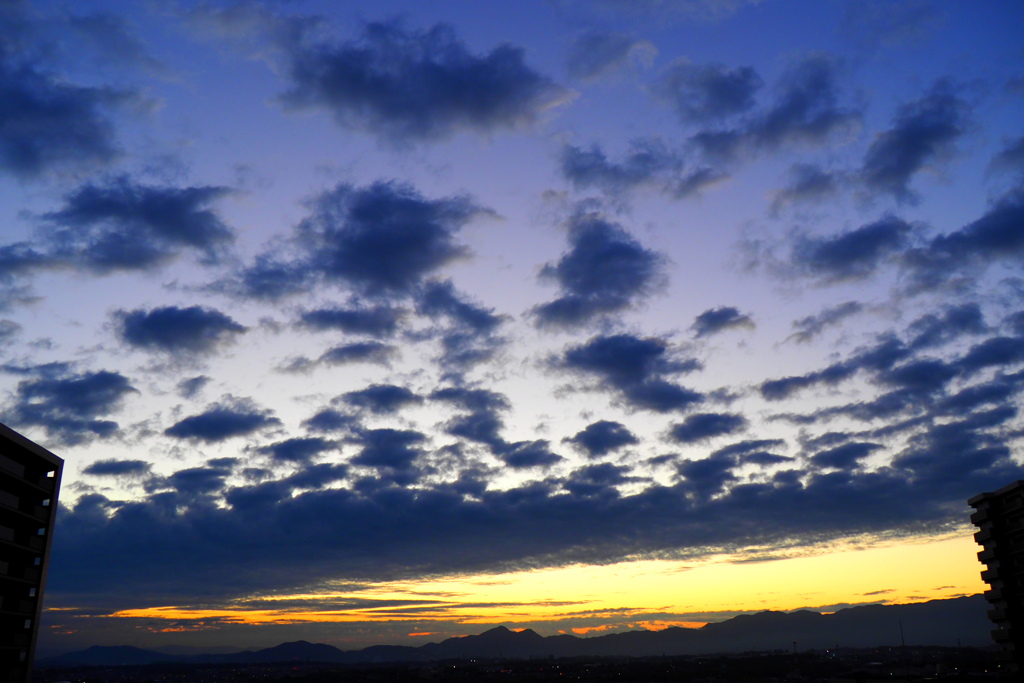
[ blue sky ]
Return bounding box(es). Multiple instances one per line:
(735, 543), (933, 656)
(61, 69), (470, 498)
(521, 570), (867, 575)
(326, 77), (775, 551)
(3, 0), (1024, 654)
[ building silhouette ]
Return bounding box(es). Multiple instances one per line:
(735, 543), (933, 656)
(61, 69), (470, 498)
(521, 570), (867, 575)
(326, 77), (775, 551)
(969, 480), (1024, 673)
(0, 423), (62, 683)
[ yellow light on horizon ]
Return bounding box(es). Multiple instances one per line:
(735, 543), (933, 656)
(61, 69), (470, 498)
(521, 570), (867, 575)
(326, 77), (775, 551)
(98, 532), (986, 632)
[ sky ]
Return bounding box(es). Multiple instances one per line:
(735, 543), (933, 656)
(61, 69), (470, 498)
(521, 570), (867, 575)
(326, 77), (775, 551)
(2, 0), (1023, 655)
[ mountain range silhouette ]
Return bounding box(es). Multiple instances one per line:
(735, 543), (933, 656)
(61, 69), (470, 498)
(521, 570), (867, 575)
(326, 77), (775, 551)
(41, 595), (992, 667)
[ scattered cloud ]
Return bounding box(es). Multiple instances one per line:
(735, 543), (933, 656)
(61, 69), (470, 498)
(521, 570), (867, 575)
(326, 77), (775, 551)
(164, 398), (281, 443)
(534, 211), (665, 329)
(278, 20), (570, 143)
(115, 306), (246, 356)
(690, 306), (754, 337)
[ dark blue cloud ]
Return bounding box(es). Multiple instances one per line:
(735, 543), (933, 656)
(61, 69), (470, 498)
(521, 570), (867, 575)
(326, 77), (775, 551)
(416, 279), (507, 377)
(285, 341), (398, 373)
(812, 442), (882, 469)
(761, 335), (910, 400)
(1, 367), (136, 446)
(987, 135), (1024, 180)
(301, 408), (358, 434)
(299, 304), (404, 337)
(561, 462), (633, 497)
(788, 301), (863, 343)
(177, 375), (210, 399)
(534, 212), (665, 329)
(278, 20), (567, 142)
(430, 386), (510, 412)
(565, 31), (652, 81)
(655, 59), (762, 124)
(564, 420), (638, 457)
(670, 413), (747, 443)
(770, 163), (843, 213)
(0, 53), (130, 178)
(956, 336), (1024, 376)
(691, 55), (860, 162)
(38, 177), (235, 272)
(83, 459), (150, 477)
(907, 303), (987, 350)
(559, 333), (703, 412)
(341, 384), (422, 415)
(116, 305), (246, 355)
(352, 428), (425, 471)
(904, 188), (1024, 290)
(859, 81), (967, 202)
(164, 399), (280, 443)
(498, 440), (563, 469)
(256, 437), (337, 463)
(236, 181), (484, 300)
(560, 140), (724, 199)
(50, 437), (1024, 602)
(791, 216), (912, 283)
(691, 306), (754, 337)
(416, 280), (503, 333)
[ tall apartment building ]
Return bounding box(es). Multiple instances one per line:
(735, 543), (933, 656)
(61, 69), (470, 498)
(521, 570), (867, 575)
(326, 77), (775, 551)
(969, 480), (1024, 673)
(0, 423), (62, 683)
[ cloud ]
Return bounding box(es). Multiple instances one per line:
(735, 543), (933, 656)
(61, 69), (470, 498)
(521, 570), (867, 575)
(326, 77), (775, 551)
(351, 428), (426, 472)
(770, 163), (844, 214)
(559, 333), (704, 412)
(670, 412), (747, 443)
(285, 341), (398, 372)
(858, 81), (968, 202)
(299, 304), (404, 337)
(565, 31), (655, 81)
(301, 409), (358, 434)
(115, 306), (246, 356)
(690, 306), (754, 337)
(0, 52), (132, 179)
(534, 211), (665, 329)
(164, 399), (281, 443)
(561, 462), (634, 496)
(907, 303), (987, 350)
(177, 376), (210, 399)
(788, 301), (863, 343)
(761, 335), (910, 400)
(987, 135), (1024, 180)
(82, 459), (151, 477)
(564, 420), (639, 457)
(40, 177), (234, 271)
(790, 216), (912, 283)
(690, 54), (860, 162)
(68, 12), (166, 74)
(0, 366), (136, 446)
(811, 442), (883, 469)
(498, 440), (563, 468)
(903, 188), (1024, 290)
(278, 20), (569, 142)
(50, 413), (1024, 603)
(341, 384), (422, 415)
(234, 181), (485, 300)
(256, 437), (337, 464)
(654, 59), (762, 124)
(559, 139), (725, 199)
(417, 279), (504, 335)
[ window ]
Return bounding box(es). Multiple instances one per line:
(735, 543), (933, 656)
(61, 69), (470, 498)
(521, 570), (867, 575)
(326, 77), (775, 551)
(28, 588), (36, 597)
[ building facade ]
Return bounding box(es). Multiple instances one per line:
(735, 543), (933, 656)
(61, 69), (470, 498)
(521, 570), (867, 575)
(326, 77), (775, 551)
(969, 480), (1024, 673)
(0, 424), (62, 683)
